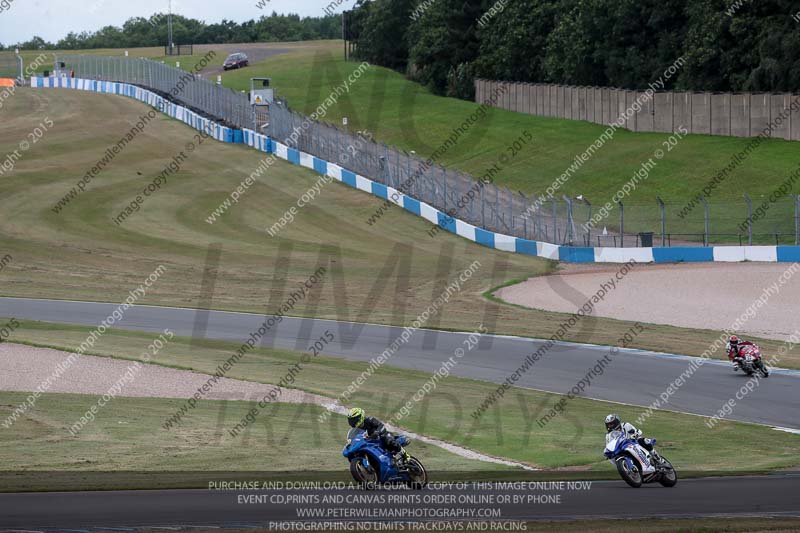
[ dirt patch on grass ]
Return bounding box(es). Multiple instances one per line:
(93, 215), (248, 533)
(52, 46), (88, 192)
(496, 262), (800, 341)
(0, 343), (532, 469)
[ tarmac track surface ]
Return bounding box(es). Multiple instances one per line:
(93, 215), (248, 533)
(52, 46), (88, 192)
(0, 475), (799, 530)
(2, 297), (799, 430)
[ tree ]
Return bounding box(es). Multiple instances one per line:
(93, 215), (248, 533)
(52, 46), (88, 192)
(407, 0), (484, 94)
(473, 0), (559, 83)
(12, 12), (342, 51)
(354, 0), (414, 71)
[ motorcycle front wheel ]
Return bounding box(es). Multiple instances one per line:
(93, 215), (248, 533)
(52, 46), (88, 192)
(758, 361), (770, 378)
(658, 458), (678, 487)
(404, 456), (428, 489)
(616, 457), (642, 488)
(350, 457), (378, 484)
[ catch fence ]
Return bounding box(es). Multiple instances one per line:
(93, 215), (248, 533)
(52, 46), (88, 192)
(56, 54), (252, 130)
(46, 55), (800, 247)
(0, 52), (22, 80)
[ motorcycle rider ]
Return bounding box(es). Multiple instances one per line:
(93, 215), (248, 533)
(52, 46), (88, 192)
(605, 414), (661, 464)
(727, 335), (753, 371)
(347, 407), (410, 465)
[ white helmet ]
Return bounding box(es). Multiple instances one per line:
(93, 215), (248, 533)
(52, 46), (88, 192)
(605, 414), (622, 432)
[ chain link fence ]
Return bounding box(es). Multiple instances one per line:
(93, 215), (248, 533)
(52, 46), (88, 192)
(268, 98), (552, 239)
(56, 54), (252, 130)
(45, 55), (800, 248)
(0, 52), (23, 81)
(578, 197), (799, 247)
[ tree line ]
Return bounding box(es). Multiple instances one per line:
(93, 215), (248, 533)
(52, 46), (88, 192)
(1, 11), (341, 51)
(348, 0), (800, 99)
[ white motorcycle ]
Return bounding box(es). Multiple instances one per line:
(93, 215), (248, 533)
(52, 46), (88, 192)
(604, 429), (677, 488)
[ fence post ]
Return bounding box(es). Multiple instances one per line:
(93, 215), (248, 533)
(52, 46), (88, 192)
(509, 190), (514, 231)
(701, 195), (709, 246)
(743, 194), (753, 245)
(428, 163), (435, 204)
(384, 144), (391, 188)
(481, 185), (486, 229)
(394, 149), (400, 192)
(656, 196), (666, 247)
(495, 186), (499, 231)
(795, 194), (799, 246)
(562, 195), (575, 245)
(252, 98), (257, 131)
(551, 198), (558, 243)
(537, 201), (544, 241)
(470, 175), (475, 221)
(618, 200), (624, 248)
(582, 197), (592, 246)
(337, 128), (342, 165)
(443, 168), (448, 212)
(519, 192), (530, 240)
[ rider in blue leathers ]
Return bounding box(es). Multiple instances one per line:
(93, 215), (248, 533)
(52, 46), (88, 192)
(348, 407), (410, 464)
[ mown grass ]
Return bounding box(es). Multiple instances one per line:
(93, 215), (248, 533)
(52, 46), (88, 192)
(3, 46), (220, 76)
(1, 47), (170, 76)
(151, 51), (221, 73)
(0, 87), (795, 363)
(0, 390), (491, 476)
(4, 321), (799, 473)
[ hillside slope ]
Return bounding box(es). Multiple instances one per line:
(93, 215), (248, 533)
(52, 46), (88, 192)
(222, 44), (799, 215)
(1, 86), (789, 358)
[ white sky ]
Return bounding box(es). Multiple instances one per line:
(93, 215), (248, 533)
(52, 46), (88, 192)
(0, 0), (345, 45)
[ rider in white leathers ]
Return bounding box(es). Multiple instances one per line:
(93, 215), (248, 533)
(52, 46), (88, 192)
(605, 414), (659, 462)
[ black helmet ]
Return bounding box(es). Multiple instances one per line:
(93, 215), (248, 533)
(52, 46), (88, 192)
(605, 414), (622, 432)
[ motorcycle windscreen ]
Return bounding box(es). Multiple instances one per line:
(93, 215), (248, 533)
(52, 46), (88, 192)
(605, 430), (624, 451)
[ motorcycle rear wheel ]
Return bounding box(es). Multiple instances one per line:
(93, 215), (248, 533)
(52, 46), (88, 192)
(658, 458), (678, 487)
(404, 456), (428, 489)
(616, 457), (642, 488)
(350, 457), (378, 484)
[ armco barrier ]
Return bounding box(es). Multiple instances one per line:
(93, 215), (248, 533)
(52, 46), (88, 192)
(32, 77), (800, 264)
(31, 76), (237, 143)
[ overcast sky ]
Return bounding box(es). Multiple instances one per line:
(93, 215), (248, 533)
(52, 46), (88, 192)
(0, 0), (340, 45)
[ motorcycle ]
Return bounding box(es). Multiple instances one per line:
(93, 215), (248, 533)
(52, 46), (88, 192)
(604, 430), (677, 488)
(342, 427), (428, 488)
(736, 342), (770, 378)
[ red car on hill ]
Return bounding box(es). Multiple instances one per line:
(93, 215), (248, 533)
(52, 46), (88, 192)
(223, 53), (249, 71)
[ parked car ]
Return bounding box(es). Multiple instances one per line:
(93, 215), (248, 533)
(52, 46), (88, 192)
(223, 53), (249, 71)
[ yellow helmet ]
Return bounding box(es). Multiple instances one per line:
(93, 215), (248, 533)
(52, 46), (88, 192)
(347, 407), (365, 428)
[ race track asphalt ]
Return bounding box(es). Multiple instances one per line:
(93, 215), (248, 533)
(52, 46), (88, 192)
(1, 475), (799, 530)
(2, 297), (799, 430)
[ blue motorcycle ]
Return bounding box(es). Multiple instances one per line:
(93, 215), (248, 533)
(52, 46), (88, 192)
(604, 430), (677, 488)
(342, 428), (428, 488)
